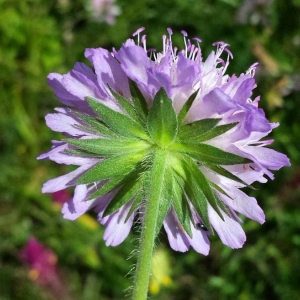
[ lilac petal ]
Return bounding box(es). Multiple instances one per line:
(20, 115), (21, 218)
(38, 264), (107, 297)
(223, 165), (267, 184)
(190, 88), (236, 121)
(47, 73), (80, 106)
(61, 70), (101, 101)
(240, 145), (291, 170)
(222, 74), (255, 104)
(73, 62), (97, 82)
(85, 48), (130, 99)
(37, 141), (100, 166)
(188, 225), (210, 255)
(45, 113), (86, 136)
(115, 44), (160, 100)
(163, 212), (191, 252)
(208, 205), (246, 249)
(218, 185), (265, 224)
(62, 187), (114, 221)
(42, 162), (97, 193)
(100, 201), (135, 246)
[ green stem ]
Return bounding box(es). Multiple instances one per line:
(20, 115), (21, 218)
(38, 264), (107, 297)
(132, 149), (168, 300)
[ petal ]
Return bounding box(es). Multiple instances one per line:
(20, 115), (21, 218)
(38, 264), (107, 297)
(188, 225), (210, 255)
(241, 145), (291, 170)
(45, 112), (86, 136)
(218, 187), (265, 224)
(208, 205), (246, 249)
(100, 201), (135, 246)
(47, 73), (80, 106)
(42, 162), (97, 193)
(163, 212), (191, 252)
(85, 48), (130, 99)
(61, 70), (101, 101)
(62, 187), (115, 221)
(38, 141), (100, 165)
(115, 44), (160, 101)
(190, 88), (236, 121)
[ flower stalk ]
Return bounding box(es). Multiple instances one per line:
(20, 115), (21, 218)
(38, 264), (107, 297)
(132, 149), (168, 300)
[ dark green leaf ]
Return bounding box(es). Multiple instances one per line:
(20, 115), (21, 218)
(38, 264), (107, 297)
(154, 167), (174, 236)
(88, 177), (125, 200)
(182, 155), (225, 221)
(125, 192), (144, 222)
(103, 176), (142, 216)
(74, 111), (118, 138)
(147, 88), (178, 148)
(178, 118), (221, 141)
(65, 149), (101, 158)
(195, 122), (239, 142)
(65, 137), (149, 157)
(177, 89), (199, 125)
(173, 142), (251, 165)
(129, 80), (148, 123)
(181, 172), (212, 232)
(87, 97), (148, 139)
(172, 174), (193, 237)
(75, 151), (145, 184)
(109, 86), (144, 125)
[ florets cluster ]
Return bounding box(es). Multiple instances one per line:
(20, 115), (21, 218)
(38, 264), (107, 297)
(39, 28), (290, 255)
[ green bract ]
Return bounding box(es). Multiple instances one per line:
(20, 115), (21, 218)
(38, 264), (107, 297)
(65, 82), (250, 235)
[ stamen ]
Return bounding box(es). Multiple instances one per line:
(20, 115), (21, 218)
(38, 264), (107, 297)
(247, 62), (259, 77)
(193, 37), (202, 61)
(141, 34), (147, 52)
(181, 30), (188, 57)
(147, 48), (156, 60)
(132, 27), (145, 45)
(162, 35), (167, 55)
(167, 28), (173, 35)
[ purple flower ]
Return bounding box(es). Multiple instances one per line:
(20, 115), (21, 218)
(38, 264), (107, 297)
(39, 28), (290, 255)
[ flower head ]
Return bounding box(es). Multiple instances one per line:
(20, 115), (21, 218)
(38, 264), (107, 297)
(39, 28), (290, 255)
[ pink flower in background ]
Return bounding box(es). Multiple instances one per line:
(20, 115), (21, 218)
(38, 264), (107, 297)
(89, 0), (121, 24)
(20, 237), (71, 299)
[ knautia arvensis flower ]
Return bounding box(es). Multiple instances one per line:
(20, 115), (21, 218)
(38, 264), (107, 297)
(39, 28), (290, 256)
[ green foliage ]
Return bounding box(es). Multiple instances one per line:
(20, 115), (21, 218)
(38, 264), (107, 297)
(1, 0), (300, 299)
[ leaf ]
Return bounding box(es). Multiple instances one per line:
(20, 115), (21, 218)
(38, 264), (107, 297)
(125, 192), (144, 222)
(173, 142), (251, 165)
(177, 89), (199, 125)
(154, 167), (174, 236)
(129, 80), (148, 123)
(179, 169), (212, 232)
(87, 97), (148, 139)
(88, 177), (125, 200)
(147, 88), (178, 148)
(74, 111), (118, 138)
(103, 176), (142, 216)
(108, 86), (144, 125)
(178, 118), (221, 141)
(65, 137), (149, 157)
(172, 174), (193, 237)
(182, 155), (225, 221)
(64, 149), (102, 158)
(195, 122), (238, 142)
(75, 151), (145, 184)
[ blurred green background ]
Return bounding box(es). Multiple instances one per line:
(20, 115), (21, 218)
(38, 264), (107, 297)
(1, 0), (300, 299)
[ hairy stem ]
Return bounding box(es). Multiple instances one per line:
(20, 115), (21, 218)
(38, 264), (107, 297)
(132, 149), (168, 300)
